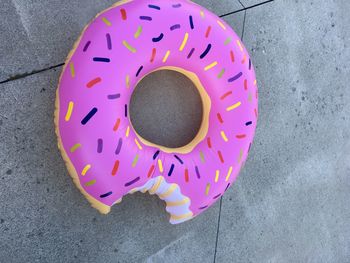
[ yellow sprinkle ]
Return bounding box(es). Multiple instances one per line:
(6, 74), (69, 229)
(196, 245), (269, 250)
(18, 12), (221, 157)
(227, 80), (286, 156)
(237, 40), (243, 52)
(149, 177), (163, 195)
(217, 68), (225, 79)
(238, 149), (243, 163)
(135, 139), (142, 150)
(126, 126), (130, 137)
(179, 32), (189, 51)
(204, 61), (218, 71)
(217, 20), (226, 30)
(200, 10), (205, 18)
(170, 212), (193, 221)
(159, 184), (177, 199)
(221, 131), (228, 142)
(205, 183), (210, 195)
(226, 101), (242, 111)
(85, 179), (96, 187)
(126, 75), (130, 88)
(224, 37), (232, 45)
(254, 79), (257, 86)
(123, 40), (137, 53)
(70, 143), (81, 153)
(162, 50), (171, 63)
(225, 166), (233, 182)
(102, 17), (112, 26)
(134, 26), (142, 38)
(81, 164), (91, 176)
(132, 154), (139, 167)
(69, 62), (75, 78)
(199, 151), (205, 163)
(65, 101), (74, 122)
(158, 159), (164, 173)
(167, 197), (190, 207)
(215, 170), (220, 183)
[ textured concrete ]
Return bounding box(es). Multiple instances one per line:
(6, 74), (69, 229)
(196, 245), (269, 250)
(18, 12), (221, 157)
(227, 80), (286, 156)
(0, 0), (241, 82)
(215, 0), (350, 262)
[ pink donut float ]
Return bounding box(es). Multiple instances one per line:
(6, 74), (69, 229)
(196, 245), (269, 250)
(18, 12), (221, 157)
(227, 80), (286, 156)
(55, 0), (258, 224)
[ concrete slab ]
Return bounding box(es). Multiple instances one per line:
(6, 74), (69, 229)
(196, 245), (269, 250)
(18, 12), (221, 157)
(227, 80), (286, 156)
(0, 68), (220, 262)
(0, 0), (242, 83)
(215, 0), (350, 262)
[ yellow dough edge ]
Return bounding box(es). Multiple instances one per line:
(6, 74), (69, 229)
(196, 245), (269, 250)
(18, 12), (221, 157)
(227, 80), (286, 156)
(54, 0), (134, 214)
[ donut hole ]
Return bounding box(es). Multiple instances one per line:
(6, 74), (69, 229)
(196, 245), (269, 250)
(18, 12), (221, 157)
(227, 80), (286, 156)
(130, 69), (203, 149)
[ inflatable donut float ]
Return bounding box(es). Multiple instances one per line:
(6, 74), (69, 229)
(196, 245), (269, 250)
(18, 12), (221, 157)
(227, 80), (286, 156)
(55, 0), (258, 224)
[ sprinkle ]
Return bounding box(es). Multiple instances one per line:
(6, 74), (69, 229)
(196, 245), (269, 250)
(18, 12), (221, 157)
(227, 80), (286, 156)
(200, 10), (205, 18)
(248, 92), (253, 102)
(215, 170), (220, 182)
(179, 33), (189, 51)
(204, 61), (218, 71)
(125, 177), (140, 187)
(135, 138), (142, 150)
(70, 143), (81, 153)
(217, 20), (226, 30)
(189, 15), (194, 29)
(246, 121), (252, 126)
(83, 41), (91, 52)
(227, 101), (241, 111)
(244, 79), (248, 90)
(213, 193), (221, 199)
(224, 37), (232, 45)
(86, 77), (101, 88)
(249, 59), (252, 70)
(238, 149), (244, 163)
(242, 55), (247, 64)
(132, 155), (139, 167)
(97, 138), (103, 153)
(236, 134), (247, 139)
(107, 94), (120, 100)
(187, 48), (195, 59)
(205, 26), (211, 38)
(199, 205), (208, 210)
(220, 91), (232, 100)
(255, 108), (258, 118)
(126, 75), (130, 88)
(65, 101), (74, 121)
(225, 183), (231, 191)
(159, 184), (177, 199)
(200, 43), (212, 59)
(205, 183), (210, 195)
(93, 57), (110, 63)
(123, 40), (136, 53)
(230, 50), (235, 63)
(237, 40), (243, 51)
(150, 48), (156, 63)
(81, 108), (98, 125)
(172, 3), (182, 8)
(85, 180), (96, 186)
(254, 79), (257, 86)
(111, 160), (120, 176)
(134, 26), (142, 38)
(153, 150), (160, 160)
(199, 151), (205, 163)
(207, 137), (212, 148)
(174, 155), (184, 164)
(217, 68), (225, 79)
(168, 164), (175, 176)
(69, 62), (75, 78)
(147, 165), (155, 178)
(221, 131), (228, 142)
(217, 113), (224, 124)
(140, 16), (152, 21)
(170, 24), (181, 31)
(124, 104), (128, 117)
(195, 166), (201, 179)
(120, 9), (127, 20)
(162, 50), (170, 62)
(113, 118), (121, 132)
(102, 17), (112, 26)
(115, 138), (123, 155)
(106, 33), (112, 50)
(167, 198), (190, 207)
(152, 33), (164, 42)
(184, 169), (189, 182)
(126, 126), (130, 137)
(158, 159), (163, 173)
(136, 66), (143, 77)
(228, 72), (243, 82)
(148, 4), (161, 10)
(100, 191), (113, 198)
(81, 164), (91, 176)
(225, 166), (233, 181)
(218, 151), (225, 163)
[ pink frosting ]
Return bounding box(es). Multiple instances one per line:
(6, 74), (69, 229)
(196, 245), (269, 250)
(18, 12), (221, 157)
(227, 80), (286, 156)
(57, 0), (258, 222)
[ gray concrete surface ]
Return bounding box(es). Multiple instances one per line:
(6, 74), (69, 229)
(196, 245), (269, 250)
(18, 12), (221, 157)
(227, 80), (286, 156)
(1, 0), (350, 262)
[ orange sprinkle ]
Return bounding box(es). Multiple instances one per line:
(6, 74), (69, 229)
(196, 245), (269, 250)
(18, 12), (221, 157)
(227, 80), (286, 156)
(185, 169), (189, 183)
(207, 137), (212, 148)
(111, 160), (120, 176)
(217, 113), (224, 124)
(242, 55), (247, 64)
(244, 79), (248, 90)
(220, 91), (232, 100)
(254, 108), (258, 118)
(86, 77), (101, 88)
(218, 151), (224, 163)
(230, 50), (235, 63)
(147, 165), (155, 178)
(150, 48), (156, 63)
(205, 26), (211, 38)
(236, 134), (247, 139)
(120, 9), (127, 20)
(113, 118), (121, 132)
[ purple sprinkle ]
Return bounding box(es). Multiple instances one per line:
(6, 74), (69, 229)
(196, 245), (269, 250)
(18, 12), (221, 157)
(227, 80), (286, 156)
(83, 41), (91, 52)
(245, 121), (253, 126)
(199, 205), (208, 210)
(228, 72), (243, 83)
(140, 16), (152, 21)
(170, 24), (181, 31)
(225, 183), (231, 192)
(125, 177), (140, 187)
(106, 33), (112, 50)
(115, 138), (123, 155)
(195, 166), (201, 179)
(107, 94), (120, 100)
(97, 138), (103, 153)
(187, 48), (195, 59)
(100, 191), (113, 198)
(172, 3), (182, 8)
(213, 193), (221, 199)
(249, 59), (252, 70)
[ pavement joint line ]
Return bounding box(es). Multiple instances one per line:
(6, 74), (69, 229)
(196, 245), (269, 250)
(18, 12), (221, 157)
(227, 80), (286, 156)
(220, 0), (274, 18)
(213, 197), (223, 263)
(237, 0), (246, 9)
(241, 10), (247, 41)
